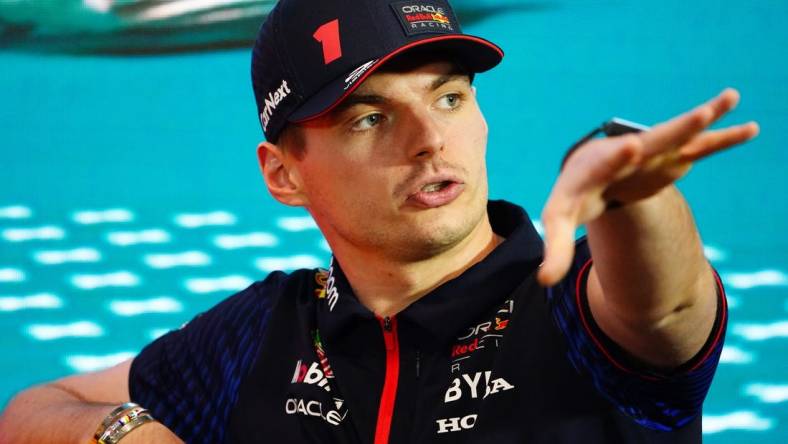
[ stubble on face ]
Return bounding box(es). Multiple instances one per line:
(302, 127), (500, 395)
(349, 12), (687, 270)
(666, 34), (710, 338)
(291, 60), (491, 264)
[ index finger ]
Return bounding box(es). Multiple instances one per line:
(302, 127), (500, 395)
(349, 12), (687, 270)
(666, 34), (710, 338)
(640, 88), (741, 157)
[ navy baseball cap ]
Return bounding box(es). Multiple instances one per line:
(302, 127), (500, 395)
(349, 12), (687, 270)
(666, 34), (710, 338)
(251, 0), (504, 142)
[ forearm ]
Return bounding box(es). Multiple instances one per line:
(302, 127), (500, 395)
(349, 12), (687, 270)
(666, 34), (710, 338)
(0, 384), (182, 444)
(585, 185), (718, 367)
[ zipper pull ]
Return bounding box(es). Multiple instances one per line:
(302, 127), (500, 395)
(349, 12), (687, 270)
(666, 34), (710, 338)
(415, 350), (421, 379)
(380, 316), (396, 350)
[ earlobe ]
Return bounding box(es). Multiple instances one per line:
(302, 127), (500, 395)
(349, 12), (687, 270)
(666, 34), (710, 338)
(256, 141), (308, 207)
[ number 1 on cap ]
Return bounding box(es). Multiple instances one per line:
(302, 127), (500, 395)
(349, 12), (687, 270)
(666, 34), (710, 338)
(314, 19), (343, 65)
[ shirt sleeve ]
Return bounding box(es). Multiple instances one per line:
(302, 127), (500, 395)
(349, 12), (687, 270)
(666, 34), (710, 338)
(128, 272), (284, 443)
(548, 237), (728, 431)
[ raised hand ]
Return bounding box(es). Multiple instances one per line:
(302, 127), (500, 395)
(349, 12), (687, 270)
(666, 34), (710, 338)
(537, 88), (759, 286)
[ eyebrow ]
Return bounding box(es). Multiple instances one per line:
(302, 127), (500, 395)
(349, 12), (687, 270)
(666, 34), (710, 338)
(333, 94), (389, 115)
(429, 72), (469, 91)
(333, 70), (470, 116)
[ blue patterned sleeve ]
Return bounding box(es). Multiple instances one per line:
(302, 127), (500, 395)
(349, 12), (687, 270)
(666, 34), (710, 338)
(128, 272), (283, 443)
(548, 238), (728, 431)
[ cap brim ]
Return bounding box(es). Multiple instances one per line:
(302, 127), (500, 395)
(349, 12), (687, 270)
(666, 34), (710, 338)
(289, 34), (503, 123)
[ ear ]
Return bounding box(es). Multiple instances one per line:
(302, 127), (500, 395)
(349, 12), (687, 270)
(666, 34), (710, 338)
(471, 85), (478, 97)
(256, 141), (308, 207)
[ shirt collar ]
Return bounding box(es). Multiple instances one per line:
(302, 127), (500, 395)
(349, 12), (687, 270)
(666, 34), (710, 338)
(317, 200), (544, 346)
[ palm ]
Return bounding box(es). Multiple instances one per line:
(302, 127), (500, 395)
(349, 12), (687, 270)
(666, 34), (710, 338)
(538, 88), (759, 286)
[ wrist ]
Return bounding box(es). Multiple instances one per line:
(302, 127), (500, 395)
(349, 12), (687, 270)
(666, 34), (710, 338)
(92, 402), (157, 444)
(100, 421), (184, 444)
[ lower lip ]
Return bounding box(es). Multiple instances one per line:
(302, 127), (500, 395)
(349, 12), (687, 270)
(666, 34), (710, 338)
(406, 182), (464, 209)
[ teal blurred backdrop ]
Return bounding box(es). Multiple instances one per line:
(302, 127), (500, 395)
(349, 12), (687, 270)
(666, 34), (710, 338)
(1, 1), (786, 442)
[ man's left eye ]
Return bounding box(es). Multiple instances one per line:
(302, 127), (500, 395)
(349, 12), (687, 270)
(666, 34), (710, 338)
(437, 93), (462, 110)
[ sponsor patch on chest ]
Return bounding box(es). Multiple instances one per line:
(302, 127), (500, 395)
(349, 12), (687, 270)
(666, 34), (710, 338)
(450, 298), (513, 374)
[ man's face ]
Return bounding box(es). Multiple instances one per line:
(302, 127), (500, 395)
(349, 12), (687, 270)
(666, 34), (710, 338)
(285, 60), (490, 262)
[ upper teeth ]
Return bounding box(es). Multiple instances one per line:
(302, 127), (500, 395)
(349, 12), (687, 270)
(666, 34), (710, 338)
(422, 182), (445, 192)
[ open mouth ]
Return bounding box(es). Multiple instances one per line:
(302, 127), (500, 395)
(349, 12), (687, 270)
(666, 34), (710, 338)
(406, 179), (464, 209)
(421, 181), (453, 193)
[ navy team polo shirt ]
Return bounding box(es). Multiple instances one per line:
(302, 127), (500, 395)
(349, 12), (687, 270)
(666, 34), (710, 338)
(129, 200), (727, 443)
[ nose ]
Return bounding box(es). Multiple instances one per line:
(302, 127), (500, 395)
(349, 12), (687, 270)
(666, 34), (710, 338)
(403, 107), (446, 160)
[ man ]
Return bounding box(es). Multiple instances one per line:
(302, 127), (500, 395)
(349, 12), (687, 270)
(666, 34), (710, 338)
(0, 0), (758, 443)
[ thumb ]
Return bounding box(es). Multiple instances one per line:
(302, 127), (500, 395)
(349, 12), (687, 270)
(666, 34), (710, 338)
(537, 213), (577, 287)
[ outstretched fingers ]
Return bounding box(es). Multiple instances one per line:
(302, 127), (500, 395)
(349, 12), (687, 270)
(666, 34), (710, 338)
(640, 88), (741, 157)
(537, 89), (755, 287)
(678, 121), (760, 162)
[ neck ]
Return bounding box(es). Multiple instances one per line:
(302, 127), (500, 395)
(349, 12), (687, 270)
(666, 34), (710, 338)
(329, 215), (503, 317)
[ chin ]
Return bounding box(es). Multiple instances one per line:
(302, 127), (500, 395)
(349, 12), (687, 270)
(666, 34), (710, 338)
(402, 218), (478, 257)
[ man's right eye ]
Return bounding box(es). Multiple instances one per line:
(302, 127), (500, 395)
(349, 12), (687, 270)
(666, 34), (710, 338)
(351, 113), (383, 132)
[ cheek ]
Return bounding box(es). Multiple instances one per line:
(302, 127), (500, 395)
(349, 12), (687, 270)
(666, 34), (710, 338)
(450, 107), (488, 159)
(300, 156), (391, 208)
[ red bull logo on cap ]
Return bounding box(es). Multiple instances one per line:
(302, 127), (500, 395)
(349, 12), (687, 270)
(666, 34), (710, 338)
(392, 1), (456, 35)
(432, 13), (450, 24)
